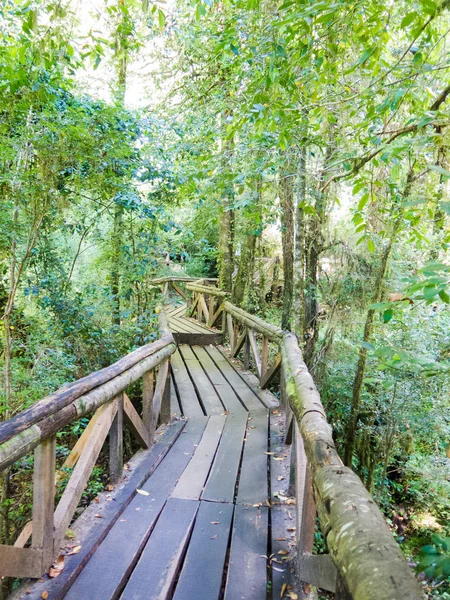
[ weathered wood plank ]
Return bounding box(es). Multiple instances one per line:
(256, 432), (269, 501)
(172, 415), (226, 500)
(123, 393), (150, 449)
(170, 374), (181, 416)
(0, 545), (43, 578)
(109, 393), (124, 484)
(208, 302), (224, 327)
(32, 435), (56, 570)
(205, 346), (266, 412)
(54, 400), (119, 547)
(170, 349), (204, 417)
(151, 358), (170, 427)
(179, 346), (224, 415)
(171, 282), (187, 299)
(298, 554), (337, 593)
(224, 506), (268, 600)
(260, 352), (281, 389)
(202, 413), (247, 503)
(63, 418), (208, 600)
(236, 410), (269, 504)
(271, 506), (296, 600)
(173, 501), (234, 600)
(248, 330), (262, 377)
(227, 313), (235, 349)
(121, 498), (199, 600)
(199, 293), (210, 322)
(21, 420), (187, 600)
(231, 327), (247, 358)
(261, 336), (269, 378)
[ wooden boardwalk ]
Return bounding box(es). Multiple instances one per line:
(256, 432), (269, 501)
(17, 313), (296, 600)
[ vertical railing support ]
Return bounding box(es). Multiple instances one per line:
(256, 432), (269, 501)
(159, 364), (171, 425)
(32, 435), (56, 570)
(109, 393), (124, 484)
(142, 370), (154, 439)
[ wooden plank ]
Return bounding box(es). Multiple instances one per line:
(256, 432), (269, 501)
(63, 418), (208, 600)
(151, 358), (170, 426)
(187, 293), (199, 317)
(231, 327), (247, 358)
(22, 421), (187, 600)
(170, 374), (181, 416)
(0, 545), (43, 578)
(123, 393), (150, 448)
(205, 346), (266, 412)
(224, 506), (268, 600)
(109, 393), (124, 484)
(121, 498), (199, 600)
(172, 282), (187, 299)
(261, 336), (269, 377)
(227, 313), (235, 348)
(208, 302), (224, 327)
(32, 435), (56, 569)
(248, 330), (262, 377)
(173, 501), (234, 600)
(172, 415), (226, 500)
(170, 349), (204, 417)
(271, 506), (296, 600)
(298, 554), (337, 592)
(191, 347), (247, 414)
(14, 520), (33, 548)
(237, 410), (269, 504)
(260, 352), (281, 389)
(54, 400), (119, 546)
(57, 407), (103, 478)
(199, 293), (210, 322)
(172, 331), (222, 346)
(202, 413), (248, 503)
(142, 369), (154, 435)
(179, 346), (224, 415)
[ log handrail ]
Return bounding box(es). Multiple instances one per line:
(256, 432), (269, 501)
(186, 284), (423, 600)
(0, 311), (176, 579)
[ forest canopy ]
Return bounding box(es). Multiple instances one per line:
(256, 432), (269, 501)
(0, 0), (449, 596)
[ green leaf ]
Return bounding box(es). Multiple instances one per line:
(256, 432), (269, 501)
(367, 238), (375, 253)
(358, 47), (375, 64)
(158, 9), (165, 29)
(383, 309), (393, 323)
(438, 289), (450, 303)
(401, 12), (417, 28)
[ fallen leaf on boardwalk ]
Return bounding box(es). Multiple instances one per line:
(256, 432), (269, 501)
(281, 582), (288, 598)
(106, 484), (114, 491)
(287, 527), (296, 531)
(136, 489), (150, 496)
(277, 476), (284, 481)
(210, 521), (221, 524)
(285, 498), (296, 505)
(287, 593), (298, 599)
(94, 514), (103, 518)
(275, 537), (286, 541)
(48, 555), (64, 578)
(273, 457), (284, 461)
(41, 593), (49, 599)
(66, 545), (81, 556)
(65, 529), (76, 539)
(93, 497), (99, 503)
(253, 503), (262, 507)
(264, 452), (275, 455)
(266, 499), (271, 507)
(272, 566), (285, 572)
(120, 519), (128, 522)
(25, 589), (31, 595)
(211, 535), (218, 539)
(278, 550), (289, 555)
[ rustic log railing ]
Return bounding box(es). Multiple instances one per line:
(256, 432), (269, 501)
(150, 276), (217, 300)
(0, 313), (176, 579)
(186, 283), (423, 600)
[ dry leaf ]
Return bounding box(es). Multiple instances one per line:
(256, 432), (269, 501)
(266, 499), (271, 507)
(278, 550), (289, 555)
(287, 527), (296, 531)
(275, 537), (286, 541)
(286, 498), (296, 505)
(94, 514), (103, 518)
(49, 555), (65, 578)
(272, 566), (285, 572)
(106, 484), (114, 491)
(66, 545), (81, 556)
(136, 489), (150, 496)
(210, 521), (221, 524)
(264, 452), (275, 455)
(287, 593), (298, 599)
(281, 582), (288, 598)
(211, 535), (218, 539)
(277, 476), (284, 481)
(273, 457), (284, 461)
(41, 593), (49, 599)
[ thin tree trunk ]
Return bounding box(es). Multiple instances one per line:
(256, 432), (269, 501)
(279, 157), (295, 330)
(218, 115), (234, 291)
(293, 146), (306, 337)
(344, 169), (414, 466)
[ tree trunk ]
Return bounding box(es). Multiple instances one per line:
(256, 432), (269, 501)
(232, 229), (257, 306)
(344, 169), (414, 466)
(218, 117), (234, 291)
(279, 158), (295, 330)
(293, 146), (306, 337)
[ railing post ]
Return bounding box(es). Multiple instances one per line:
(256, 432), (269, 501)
(208, 294), (215, 321)
(159, 364), (171, 425)
(243, 330), (250, 370)
(32, 435), (56, 570)
(261, 336), (269, 379)
(142, 370), (155, 440)
(109, 393), (124, 484)
(197, 294), (203, 323)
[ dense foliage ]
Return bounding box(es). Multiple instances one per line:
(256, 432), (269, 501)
(0, 0), (449, 596)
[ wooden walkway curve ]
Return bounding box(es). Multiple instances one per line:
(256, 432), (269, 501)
(1, 279), (424, 600)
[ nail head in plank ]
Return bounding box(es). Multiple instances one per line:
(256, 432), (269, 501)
(224, 505), (269, 600)
(121, 498), (199, 600)
(172, 500), (234, 600)
(202, 413), (248, 503)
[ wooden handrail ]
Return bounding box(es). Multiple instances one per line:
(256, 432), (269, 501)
(186, 284), (423, 599)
